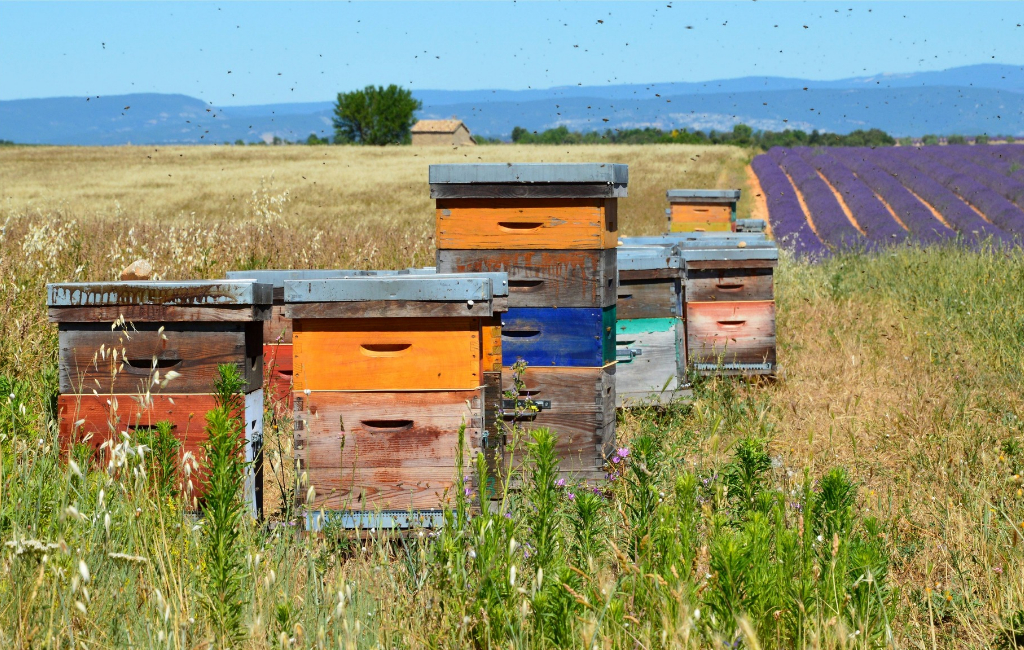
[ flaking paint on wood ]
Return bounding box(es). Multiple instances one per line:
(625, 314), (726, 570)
(685, 301), (776, 366)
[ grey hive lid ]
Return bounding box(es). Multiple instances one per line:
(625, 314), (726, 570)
(667, 189), (741, 202)
(47, 281), (273, 307)
(284, 275), (501, 304)
(679, 244), (779, 262)
(226, 268), (429, 290)
(620, 233), (768, 247)
(617, 245), (682, 271)
(429, 163), (628, 185)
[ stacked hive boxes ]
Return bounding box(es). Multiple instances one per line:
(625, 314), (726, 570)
(285, 273), (508, 530)
(47, 281), (271, 515)
(667, 189), (741, 232)
(225, 268), (439, 408)
(680, 241), (778, 376)
(433, 163), (624, 481)
(614, 244), (685, 406)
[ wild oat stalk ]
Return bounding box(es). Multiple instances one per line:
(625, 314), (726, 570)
(201, 364), (249, 648)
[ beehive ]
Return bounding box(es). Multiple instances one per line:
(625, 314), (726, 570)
(432, 163), (626, 481)
(680, 244), (778, 375)
(48, 281), (272, 515)
(225, 268), (440, 407)
(666, 189), (741, 233)
(283, 273), (509, 530)
(614, 245), (685, 406)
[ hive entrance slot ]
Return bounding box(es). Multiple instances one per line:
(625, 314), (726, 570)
(498, 222), (543, 231)
(360, 419), (414, 432)
(123, 358), (182, 372)
(503, 329), (540, 338)
(509, 280), (544, 292)
(360, 343), (412, 357)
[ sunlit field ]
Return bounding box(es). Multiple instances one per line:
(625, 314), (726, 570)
(1, 143), (1022, 648)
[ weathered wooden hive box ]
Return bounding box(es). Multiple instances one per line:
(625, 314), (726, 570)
(680, 243), (778, 375)
(614, 245), (685, 406)
(431, 163), (625, 481)
(666, 189), (741, 233)
(225, 268), (437, 408)
(47, 280), (272, 514)
(284, 273), (508, 530)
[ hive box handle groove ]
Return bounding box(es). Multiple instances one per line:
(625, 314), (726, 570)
(509, 280), (544, 292)
(360, 419), (415, 432)
(127, 422), (176, 431)
(715, 284), (745, 291)
(498, 222), (544, 231)
(359, 343), (412, 356)
(716, 320), (747, 329)
(123, 358), (182, 373)
(503, 329), (541, 338)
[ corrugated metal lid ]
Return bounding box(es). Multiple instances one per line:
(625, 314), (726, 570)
(667, 189), (741, 202)
(46, 281), (273, 307)
(284, 275), (501, 303)
(429, 163), (628, 185)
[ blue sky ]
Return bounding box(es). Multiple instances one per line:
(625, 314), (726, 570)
(2, 1), (1022, 105)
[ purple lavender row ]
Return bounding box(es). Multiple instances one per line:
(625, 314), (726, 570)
(894, 148), (1024, 240)
(767, 148), (867, 251)
(961, 145), (1024, 187)
(863, 148), (1012, 246)
(750, 154), (829, 258)
(794, 147), (908, 245)
(829, 148), (954, 245)
(926, 145), (1024, 211)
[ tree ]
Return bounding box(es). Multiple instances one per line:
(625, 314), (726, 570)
(922, 134), (940, 146)
(947, 134), (966, 145)
(333, 85), (421, 145)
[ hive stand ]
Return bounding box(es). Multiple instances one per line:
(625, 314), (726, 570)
(47, 281), (272, 516)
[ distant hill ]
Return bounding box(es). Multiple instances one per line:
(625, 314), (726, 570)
(2, 64), (1022, 145)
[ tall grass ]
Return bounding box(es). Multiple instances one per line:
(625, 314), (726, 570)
(0, 146), (1022, 647)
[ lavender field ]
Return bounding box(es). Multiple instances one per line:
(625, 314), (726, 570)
(753, 145), (1024, 256)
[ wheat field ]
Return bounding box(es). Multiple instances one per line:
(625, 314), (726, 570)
(1, 143), (1023, 649)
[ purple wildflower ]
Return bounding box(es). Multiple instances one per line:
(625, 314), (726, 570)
(617, 447), (630, 458)
(555, 478), (566, 488)
(611, 455), (621, 464)
(567, 492), (576, 501)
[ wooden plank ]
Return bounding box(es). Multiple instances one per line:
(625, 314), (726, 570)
(685, 269), (774, 303)
(48, 305), (271, 324)
(481, 317), (503, 373)
(57, 393), (262, 507)
(504, 420), (614, 473)
(264, 305), (292, 343)
(684, 259), (778, 270)
(617, 278), (680, 319)
(615, 325), (684, 406)
(685, 301), (776, 366)
(264, 343), (293, 408)
(501, 307), (614, 367)
(429, 163), (628, 185)
(500, 364), (615, 413)
(58, 322), (262, 395)
(292, 318), (481, 391)
(300, 466), (463, 511)
(669, 203), (734, 231)
(436, 249), (616, 308)
(431, 184), (627, 200)
(285, 300), (494, 320)
(436, 199), (618, 250)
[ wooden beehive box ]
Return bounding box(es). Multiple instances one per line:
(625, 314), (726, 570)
(284, 273), (509, 528)
(666, 189), (741, 233)
(614, 245), (686, 406)
(680, 244), (778, 375)
(48, 280), (272, 514)
(225, 268), (440, 407)
(431, 163), (627, 250)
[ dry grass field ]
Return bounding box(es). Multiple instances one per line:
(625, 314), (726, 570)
(1, 143), (1023, 649)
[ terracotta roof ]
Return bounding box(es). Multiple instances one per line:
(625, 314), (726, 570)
(411, 119), (466, 134)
